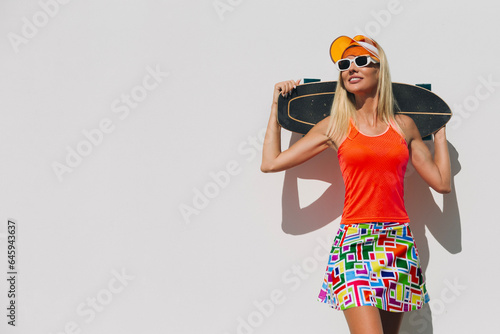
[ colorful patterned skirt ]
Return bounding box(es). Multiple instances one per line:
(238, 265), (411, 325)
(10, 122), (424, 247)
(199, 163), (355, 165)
(317, 222), (429, 312)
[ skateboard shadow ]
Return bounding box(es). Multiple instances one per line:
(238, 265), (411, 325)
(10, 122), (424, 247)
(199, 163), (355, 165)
(280, 133), (462, 334)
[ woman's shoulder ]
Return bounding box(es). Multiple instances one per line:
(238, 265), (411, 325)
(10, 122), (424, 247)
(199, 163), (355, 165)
(394, 113), (413, 125)
(311, 115), (339, 149)
(394, 114), (420, 142)
(395, 114), (418, 132)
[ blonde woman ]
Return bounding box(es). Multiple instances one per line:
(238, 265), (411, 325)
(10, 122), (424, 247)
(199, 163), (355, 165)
(261, 35), (451, 334)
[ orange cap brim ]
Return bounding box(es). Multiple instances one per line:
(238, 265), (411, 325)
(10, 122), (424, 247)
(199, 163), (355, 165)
(330, 35), (380, 63)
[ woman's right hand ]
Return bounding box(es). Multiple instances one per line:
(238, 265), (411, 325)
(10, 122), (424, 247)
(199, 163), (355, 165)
(273, 79), (301, 104)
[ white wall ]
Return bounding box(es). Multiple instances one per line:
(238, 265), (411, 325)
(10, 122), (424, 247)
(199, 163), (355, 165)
(0, 0), (498, 333)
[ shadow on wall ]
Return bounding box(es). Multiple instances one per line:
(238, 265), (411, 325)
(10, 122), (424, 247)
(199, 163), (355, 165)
(280, 133), (462, 334)
(281, 133), (344, 235)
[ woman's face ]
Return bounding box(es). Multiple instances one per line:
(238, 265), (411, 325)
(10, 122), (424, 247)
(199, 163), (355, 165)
(340, 49), (380, 96)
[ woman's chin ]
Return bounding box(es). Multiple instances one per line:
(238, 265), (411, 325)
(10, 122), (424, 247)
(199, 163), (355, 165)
(345, 84), (376, 96)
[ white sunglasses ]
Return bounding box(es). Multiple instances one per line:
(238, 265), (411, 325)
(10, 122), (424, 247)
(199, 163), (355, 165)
(336, 55), (379, 71)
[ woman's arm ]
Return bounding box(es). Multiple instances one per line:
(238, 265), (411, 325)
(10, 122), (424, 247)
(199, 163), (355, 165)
(261, 80), (334, 173)
(399, 115), (451, 193)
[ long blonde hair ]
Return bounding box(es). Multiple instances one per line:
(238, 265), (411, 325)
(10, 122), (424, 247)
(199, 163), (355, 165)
(326, 42), (402, 148)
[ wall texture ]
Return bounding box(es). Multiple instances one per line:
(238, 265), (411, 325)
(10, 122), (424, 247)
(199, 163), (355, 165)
(0, 0), (498, 333)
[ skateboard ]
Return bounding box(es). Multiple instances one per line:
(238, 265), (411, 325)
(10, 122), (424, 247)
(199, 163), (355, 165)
(277, 80), (452, 138)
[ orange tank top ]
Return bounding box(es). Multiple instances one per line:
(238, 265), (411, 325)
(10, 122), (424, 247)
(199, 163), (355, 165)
(337, 119), (410, 224)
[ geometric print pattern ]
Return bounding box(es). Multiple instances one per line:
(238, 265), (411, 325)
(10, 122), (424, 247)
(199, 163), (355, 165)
(317, 222), (429, 312)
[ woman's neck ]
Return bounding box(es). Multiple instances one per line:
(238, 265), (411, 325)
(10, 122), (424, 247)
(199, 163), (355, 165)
(354, 94), (380, 126)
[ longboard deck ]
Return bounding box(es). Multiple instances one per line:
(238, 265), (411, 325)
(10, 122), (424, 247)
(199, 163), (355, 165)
(277, 81), (452, 138)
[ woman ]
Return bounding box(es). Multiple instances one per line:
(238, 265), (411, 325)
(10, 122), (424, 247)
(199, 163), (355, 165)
(261, 35), (451, 334)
